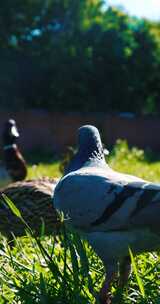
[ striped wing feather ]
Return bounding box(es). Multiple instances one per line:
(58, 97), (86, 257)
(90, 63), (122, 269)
(54, 168), (160, 234)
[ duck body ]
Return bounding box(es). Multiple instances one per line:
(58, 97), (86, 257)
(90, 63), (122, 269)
(0, 177), (60, 238)
(3, 144), (27, 181)
(0, 119), (27, 187)
(53, 125), (160, 303)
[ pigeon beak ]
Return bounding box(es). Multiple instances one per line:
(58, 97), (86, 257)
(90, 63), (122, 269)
(10, 125), (19, 137)
(103, 148), (109, 155)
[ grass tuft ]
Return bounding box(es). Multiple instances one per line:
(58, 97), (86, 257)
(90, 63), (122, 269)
(1, 140), (160, 303)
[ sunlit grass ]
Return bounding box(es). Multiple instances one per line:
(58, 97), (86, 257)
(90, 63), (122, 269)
(1, 140), (160, 303)
(27, 161), (62, 179)
(27, 139), (160, 183)
(109, 139), (160, 182)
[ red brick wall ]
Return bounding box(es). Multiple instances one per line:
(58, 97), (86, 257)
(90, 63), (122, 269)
(0, 110), (159, 153)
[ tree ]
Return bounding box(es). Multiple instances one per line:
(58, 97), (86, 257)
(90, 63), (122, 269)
(0, 1), (160, 113)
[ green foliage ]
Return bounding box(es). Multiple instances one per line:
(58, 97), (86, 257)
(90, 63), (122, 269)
(0, 1), (160, 112)
(129, 247), (145, 298)
(110, 139), (145, 163)
(1, 194), (23, 220)
(0, 229), (99, 303)
(109, 139), (160, 182)
(27, 161), (61, 179)
(26, 139), (160, 183)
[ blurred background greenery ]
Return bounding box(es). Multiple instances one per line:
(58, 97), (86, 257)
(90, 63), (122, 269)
(0, 0), (160, 114)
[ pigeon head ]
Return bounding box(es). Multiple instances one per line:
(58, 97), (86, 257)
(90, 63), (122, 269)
(78, 125), (103, 156)
(64, 125), (108, 174)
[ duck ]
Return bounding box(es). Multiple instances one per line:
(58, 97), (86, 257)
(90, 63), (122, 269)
(53, 125), (160, 304)
(0, 119), (27, 188)
(0, 177), (60, 240)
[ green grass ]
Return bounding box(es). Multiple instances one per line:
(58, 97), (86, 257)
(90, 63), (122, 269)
(27, 161), (61, 179)
(109, 140), (160, 183)
(1, 140), (160, 303)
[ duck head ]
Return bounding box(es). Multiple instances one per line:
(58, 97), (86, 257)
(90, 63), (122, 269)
(2, 119), (19, 146)
(64, 125), (109, 174)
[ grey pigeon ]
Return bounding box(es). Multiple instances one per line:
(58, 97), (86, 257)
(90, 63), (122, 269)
(53, 125), (160, 303)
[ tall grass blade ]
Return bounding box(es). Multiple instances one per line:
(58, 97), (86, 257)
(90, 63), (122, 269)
(1, 193), (23, 220)
(129, 247), (145, 298)
(67, 237), (80, 288)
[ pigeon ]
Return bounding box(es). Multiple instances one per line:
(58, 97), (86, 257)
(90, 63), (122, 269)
(53, 125), (160, 303)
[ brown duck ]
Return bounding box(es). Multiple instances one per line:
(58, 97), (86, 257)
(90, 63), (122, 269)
(0, 177), (60, 239)
(0, 119), (27, 187)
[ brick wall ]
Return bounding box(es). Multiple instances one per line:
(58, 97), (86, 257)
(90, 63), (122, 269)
(0, 110), (159, 154)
